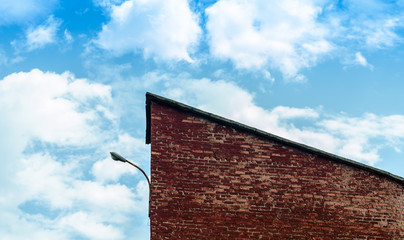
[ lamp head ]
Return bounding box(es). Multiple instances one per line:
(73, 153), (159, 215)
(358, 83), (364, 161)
(110, 152), (127, 162)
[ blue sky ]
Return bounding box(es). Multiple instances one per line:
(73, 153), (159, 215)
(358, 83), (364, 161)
(1, 0), (404, 239)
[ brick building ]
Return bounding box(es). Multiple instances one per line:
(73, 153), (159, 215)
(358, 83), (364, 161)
(145, 92), (404, 239)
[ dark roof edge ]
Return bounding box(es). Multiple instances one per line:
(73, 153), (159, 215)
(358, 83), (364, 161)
(145, 92), (404, 186)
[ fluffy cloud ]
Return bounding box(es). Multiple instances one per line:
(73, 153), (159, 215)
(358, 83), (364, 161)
(205, 0), (404, 80)
(11, 16), (62, 52)
(363, 18), (402, 48)
(0, 0), (58, 25)
(58, 211), (124, 240)
(3, 152), (145, 239)
(161, 76), (339, 153)
(93, 0), (124, 8)
(337, 0), (403, 48)
(0, 69), (149, 239)
(353, 52), (373, 69)
(95, 0), (201, 62)
(354, 52), (368, 66)
(206, 0), (333, 80)
(0, 69), (110, 147)
(92, 133), (149, 183)
(319, 113), (404, 164)
(64, 29), (73, 43)
(25, 16), (61, 50)
(271, 106), (319, 119)
(90, 0), (404, 81)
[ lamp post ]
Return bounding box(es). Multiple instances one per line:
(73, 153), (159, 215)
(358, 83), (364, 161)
(110, 152), (151, 217)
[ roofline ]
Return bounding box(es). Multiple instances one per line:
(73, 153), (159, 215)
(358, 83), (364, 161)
(145, 92), (404, 187)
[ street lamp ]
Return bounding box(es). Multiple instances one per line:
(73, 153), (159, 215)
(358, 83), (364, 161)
(110, 152), (151, 217)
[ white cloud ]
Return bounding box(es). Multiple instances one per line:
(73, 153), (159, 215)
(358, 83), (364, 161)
(0, 69), (149, 239)
(364, 18), (402, 48)
(92, 133), (149, 183)
(0, 211), (68, 240)
(319, 113), (404, 139)
(72, 180), (146, 219)
(262, 70), (275, 83)
(16, 153), (77, 208)
(354, 52), (368, 66)
(93, 0), (124, 8)
(10, 152), (148, 235)
(319, 114), (404, 165)
(161, 76), (338, 153)
(64, 29), (73, 43)
(95, 0), (201, 62)
(0, 69), (111, 146)
(337, 0), (403, 48)
(205, 0), (404, 80)
(25, 16), (61, 50)
(352, 52), (374, 70)
(92, 158), (135, 182)
(16, 153), (142, 214)
(59, 212), (124, 240)
(272, 106), (319, 119)
(338, 139), (379, 164)
(206, 0), (333, 80)
(89, 0), (404, 82)
(0, 0), (58, 25)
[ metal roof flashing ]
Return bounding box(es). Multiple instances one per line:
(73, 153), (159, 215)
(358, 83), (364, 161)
(145, 92), (404, 187)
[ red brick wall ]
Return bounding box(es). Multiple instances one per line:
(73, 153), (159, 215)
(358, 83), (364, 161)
(149, 101), (404, 239)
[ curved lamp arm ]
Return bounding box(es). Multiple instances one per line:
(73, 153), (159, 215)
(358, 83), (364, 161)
(110, 152), (151, 217)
